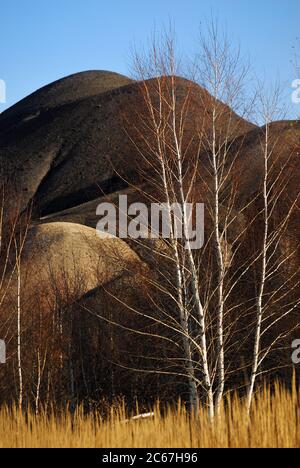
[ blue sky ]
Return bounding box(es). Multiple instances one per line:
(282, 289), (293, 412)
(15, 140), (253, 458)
(0, 0), (299, 118)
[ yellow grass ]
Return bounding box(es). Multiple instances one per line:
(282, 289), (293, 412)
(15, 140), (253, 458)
(0, 383), (299, 448)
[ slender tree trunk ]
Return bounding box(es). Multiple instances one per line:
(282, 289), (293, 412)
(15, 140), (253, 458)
(16, 258), (23, 411)
(247, 124), (269, 412)
(35, 351), (42, 416)
(171, 85), (214, 418)
(142, 78), (201, 414)
(162, 147), (200, 414)
(211, 109), (225, 410)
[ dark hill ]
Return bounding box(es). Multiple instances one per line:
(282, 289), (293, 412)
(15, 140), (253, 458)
(0, 71), (132, 127)
(0, 71), (255, 219)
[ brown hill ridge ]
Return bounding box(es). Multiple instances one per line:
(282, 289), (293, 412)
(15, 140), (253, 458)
(0, 70), (255, 219)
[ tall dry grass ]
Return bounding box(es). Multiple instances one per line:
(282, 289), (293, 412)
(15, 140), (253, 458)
(0, 382), (299, 448)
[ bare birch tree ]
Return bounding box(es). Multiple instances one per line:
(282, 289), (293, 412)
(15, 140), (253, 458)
(130, 33), (217, 416)
(195, 19), (252, 409)
(247, 85), (300, 411)
(0, 181), (31, 409)
(13, 207), (30, 410)
(85, 24), (254, 417)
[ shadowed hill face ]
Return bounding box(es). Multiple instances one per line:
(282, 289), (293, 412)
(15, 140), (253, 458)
(231, 120), (300, 205)
(0, 72), (255, 220)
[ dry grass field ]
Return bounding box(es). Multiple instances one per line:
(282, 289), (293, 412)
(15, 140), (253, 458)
(0, 382), (299, 448)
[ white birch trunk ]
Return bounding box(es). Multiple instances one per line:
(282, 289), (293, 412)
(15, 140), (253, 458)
(16, 257), (23, 410)
(211, 109), (225, 410)
(247, 124), (269, 412)
(171, 84), (214, 418)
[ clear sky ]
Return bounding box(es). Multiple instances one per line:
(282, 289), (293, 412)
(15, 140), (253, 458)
(0, 0), (299, 118)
